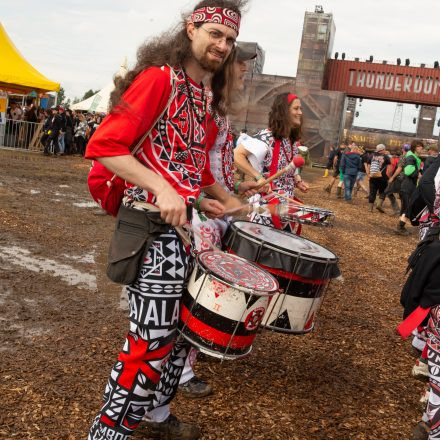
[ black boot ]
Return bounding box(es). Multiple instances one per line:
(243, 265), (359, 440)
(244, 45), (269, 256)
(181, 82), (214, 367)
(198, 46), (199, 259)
(336, 186), (342, 198)
(178, 376), (213, 399)
(389, 197), (400, 216)
(376, 198), (385, 213)
(395, 220), (410, 236)
(139, 414), (201, 440)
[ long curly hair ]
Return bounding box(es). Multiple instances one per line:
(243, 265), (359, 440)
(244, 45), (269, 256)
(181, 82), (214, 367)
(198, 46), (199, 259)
(210, 44), (239, 116)
(268, 93), (302, 142)
(109, 0), (248, 115)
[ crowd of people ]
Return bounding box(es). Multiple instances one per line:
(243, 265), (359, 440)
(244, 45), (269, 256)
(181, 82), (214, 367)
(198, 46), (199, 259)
(40, 106), (104, 156)
(322, 138), (440, 439)
(323, 140), (439, 235)
(5, 99), (105, 156)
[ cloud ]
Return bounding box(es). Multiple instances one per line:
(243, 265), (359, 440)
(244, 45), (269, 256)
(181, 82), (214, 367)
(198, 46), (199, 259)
(3, 0), (440, 133)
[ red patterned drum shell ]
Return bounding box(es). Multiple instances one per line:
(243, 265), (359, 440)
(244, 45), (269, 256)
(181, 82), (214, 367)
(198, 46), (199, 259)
(178, 251), (278, 359)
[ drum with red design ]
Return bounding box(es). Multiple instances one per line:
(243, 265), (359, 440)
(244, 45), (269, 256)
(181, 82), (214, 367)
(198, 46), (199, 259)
(223, 221), (340, 334)
(178, 250), (278, 360)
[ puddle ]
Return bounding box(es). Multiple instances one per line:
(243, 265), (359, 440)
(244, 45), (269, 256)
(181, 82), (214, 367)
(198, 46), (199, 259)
(63, 251), (95, 264)
(73, 201), (99, 208)
(30, 190), (41, 195)
(0, 246), (97, 291)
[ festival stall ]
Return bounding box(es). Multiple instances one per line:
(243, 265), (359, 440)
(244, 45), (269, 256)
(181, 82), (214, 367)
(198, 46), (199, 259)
(0, 22), (59, 147)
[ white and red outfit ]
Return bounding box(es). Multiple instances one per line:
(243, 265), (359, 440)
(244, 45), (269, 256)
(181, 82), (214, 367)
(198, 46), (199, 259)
(86, 66), (213, 439)
(239, 128), (301, 231)
(192, 105), (234, 250)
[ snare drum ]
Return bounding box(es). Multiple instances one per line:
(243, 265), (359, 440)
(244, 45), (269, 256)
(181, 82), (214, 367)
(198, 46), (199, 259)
(223, 221), (340, 334)
(178, 250), (278, 360)
(278, 204), (334, 227)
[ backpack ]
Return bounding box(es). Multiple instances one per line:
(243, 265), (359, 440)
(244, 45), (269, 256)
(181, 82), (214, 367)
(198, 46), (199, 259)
(87, 67), (176, 216)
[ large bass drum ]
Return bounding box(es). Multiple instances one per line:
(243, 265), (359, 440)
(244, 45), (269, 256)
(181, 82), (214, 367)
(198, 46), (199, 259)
(223, 221), (340, 334)
(178, 250), (278, 360)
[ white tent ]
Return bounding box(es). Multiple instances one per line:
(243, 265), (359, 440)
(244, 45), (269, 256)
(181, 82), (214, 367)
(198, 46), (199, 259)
(71, 59), (127, 113)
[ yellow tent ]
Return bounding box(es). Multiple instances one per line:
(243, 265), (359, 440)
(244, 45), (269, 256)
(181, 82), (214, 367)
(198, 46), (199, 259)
(0, 22), (60, 94)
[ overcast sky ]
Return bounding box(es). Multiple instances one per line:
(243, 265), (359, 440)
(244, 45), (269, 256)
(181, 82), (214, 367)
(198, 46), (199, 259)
(3, 0), (440, 134)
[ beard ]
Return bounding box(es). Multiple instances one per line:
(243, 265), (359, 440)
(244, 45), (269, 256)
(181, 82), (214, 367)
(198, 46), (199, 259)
(195, 49), (226, 73)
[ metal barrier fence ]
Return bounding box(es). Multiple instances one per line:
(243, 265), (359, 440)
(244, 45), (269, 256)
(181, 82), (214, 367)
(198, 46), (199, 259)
(0, 119), (44, 151)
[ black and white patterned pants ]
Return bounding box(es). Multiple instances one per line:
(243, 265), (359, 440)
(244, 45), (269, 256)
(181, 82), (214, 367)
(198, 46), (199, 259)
(89, 229), (192, 440)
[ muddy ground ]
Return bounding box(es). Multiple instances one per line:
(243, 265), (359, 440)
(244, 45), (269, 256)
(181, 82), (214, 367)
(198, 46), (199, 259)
(0, 149), (425, 439)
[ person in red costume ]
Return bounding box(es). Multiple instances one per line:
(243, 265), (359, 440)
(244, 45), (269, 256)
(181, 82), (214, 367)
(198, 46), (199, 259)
(85, 2), (246, 439)
(233, 92), (309, 231)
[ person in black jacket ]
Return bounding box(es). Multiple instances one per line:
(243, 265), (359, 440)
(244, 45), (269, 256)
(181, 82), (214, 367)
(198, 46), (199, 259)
(396, 140), (424, 235)
(64, 109), (74, 155)
(45, 107), (62, 155)
(41, 109), (52, 154)
(423, 145), (438, 173)
(340, 145), (362, 202)
(399, 161), (440, 438)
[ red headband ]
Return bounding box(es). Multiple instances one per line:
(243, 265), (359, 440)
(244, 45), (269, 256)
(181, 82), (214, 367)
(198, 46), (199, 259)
(288, 93), (298, 104)
(191, 7), (241, 34)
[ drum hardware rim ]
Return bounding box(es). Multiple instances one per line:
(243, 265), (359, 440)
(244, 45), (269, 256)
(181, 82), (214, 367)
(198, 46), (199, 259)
(177, 329), (252, 361)
(229, 222), (339, 265)
(279, 215), (334, 227)
(263, 322), (315, 335)
(197, 256), (278, 297)
(223, 290), (259, 360)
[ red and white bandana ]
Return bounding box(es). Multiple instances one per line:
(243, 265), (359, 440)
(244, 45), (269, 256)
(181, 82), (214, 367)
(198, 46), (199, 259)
(191, 7), (241, 34)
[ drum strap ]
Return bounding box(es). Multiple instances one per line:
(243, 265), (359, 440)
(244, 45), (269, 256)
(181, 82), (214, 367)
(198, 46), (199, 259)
(266, 140), (283, 228)
(269, 139), (282, 183)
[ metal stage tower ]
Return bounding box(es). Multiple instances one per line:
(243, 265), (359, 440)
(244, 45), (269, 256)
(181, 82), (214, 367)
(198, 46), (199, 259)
(391, 103), (403, 132)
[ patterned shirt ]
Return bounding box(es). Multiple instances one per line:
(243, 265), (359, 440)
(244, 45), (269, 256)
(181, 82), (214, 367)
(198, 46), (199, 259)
(207, 110), (235, 193)
(241, 128), (299, 198)
(86, 66), (208, 205)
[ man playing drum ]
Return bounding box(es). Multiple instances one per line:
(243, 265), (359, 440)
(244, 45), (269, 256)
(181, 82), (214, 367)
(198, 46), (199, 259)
(84, 2), (246, 439)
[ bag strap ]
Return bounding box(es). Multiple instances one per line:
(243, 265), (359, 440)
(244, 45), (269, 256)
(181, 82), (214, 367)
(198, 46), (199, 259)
(269, 140), (282, 185)
(131, 65), (177, 156)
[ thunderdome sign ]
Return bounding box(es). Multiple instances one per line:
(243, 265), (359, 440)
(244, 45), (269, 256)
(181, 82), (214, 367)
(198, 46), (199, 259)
(348, 70), (440, 96)
(325, 60), (440, 105)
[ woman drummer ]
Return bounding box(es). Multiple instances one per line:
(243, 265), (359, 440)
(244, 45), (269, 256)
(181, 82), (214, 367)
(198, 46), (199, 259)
(234, 92), (309, 230)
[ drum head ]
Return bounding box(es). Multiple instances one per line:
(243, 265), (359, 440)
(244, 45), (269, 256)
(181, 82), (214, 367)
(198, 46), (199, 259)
(198, 251), (278, 294)
(231, 221), (336, 261)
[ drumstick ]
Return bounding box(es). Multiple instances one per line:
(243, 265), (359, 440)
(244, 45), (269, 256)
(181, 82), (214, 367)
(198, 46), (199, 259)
(254, 156), (305, 191)
(253, 164), (294, 191)
(223, 193), (275, 216)
(275, 193), (304, 206)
